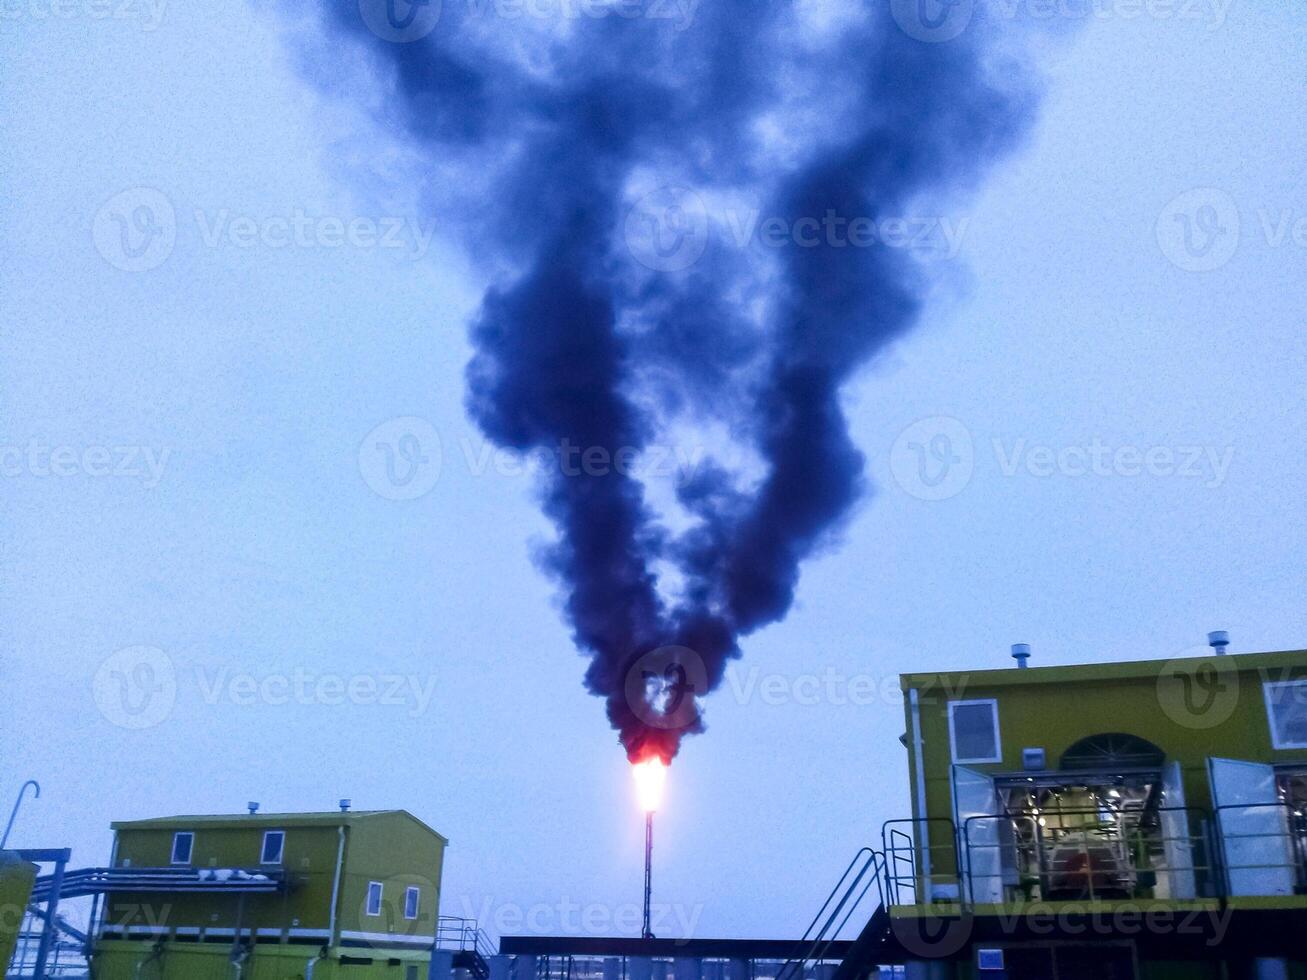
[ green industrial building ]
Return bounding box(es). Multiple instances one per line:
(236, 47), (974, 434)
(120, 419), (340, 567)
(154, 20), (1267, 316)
(15, 641), (1307, 980)
(91, 808), (448, 980)
(856, 642), (1307, 979)
(0, 852), (38, 969)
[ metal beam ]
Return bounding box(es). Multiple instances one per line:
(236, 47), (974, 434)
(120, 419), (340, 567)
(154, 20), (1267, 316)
(26, 848), (68, 980)
(499, 938), (855, 960)
(30, 866), (285, 902)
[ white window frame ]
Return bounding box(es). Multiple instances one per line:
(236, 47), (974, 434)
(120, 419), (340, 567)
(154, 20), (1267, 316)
(170, 832), (194, 866)
(260, 830), (286, 865)
(947, 698), (1002, 764)
(404, 885), (420, 920)
(1263, 679), (1307, 749)
(366, 881), (384, 917)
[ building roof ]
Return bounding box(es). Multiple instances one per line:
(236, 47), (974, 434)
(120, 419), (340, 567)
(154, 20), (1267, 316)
(901, 647), (1307, 690)
(110, 809), (448, 841)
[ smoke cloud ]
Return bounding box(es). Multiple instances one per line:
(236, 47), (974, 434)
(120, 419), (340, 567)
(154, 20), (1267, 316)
(292, 1), (1042, 763)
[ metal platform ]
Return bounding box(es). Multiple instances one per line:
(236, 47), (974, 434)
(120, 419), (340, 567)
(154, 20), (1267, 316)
(31, 866), (285, 903)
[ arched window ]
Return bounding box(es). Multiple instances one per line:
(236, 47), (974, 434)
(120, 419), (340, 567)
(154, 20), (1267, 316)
(1059, 733), (1166, 771)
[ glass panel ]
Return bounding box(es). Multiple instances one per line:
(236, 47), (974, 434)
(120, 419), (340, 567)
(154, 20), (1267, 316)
(953, 765), (1004, 903)
(1267, 682), (1307, 748)
(952, 702), (998, 761)
(261, 831), (285, 864)
(1210, 757), (1295, 896)
(171, 833), (193, 864)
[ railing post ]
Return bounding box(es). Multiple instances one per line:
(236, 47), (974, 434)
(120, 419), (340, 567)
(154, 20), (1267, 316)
(31, 849), (69, 980)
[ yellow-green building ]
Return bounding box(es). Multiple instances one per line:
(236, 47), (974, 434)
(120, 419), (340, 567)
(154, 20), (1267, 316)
(93, 808), (446, 980)
(0, 851), (38, 969)
(861, 645), (1307, 979)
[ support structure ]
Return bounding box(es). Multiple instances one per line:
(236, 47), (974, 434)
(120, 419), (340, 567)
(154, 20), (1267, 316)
(642, 812), (654, 940)
(17, 848), (70, 980)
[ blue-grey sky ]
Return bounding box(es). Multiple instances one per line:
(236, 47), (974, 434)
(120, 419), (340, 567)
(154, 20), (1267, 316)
(2, 0), (1305, 943)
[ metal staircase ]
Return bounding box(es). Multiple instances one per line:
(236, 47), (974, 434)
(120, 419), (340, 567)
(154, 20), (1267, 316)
(436, 916), (495, 980)
(776, 848), (892, 980)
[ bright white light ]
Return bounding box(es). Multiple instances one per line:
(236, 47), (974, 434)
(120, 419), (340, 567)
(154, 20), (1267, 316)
(632, 757), (667, 813)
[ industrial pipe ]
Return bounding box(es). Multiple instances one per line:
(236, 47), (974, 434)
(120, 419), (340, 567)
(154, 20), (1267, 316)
(2, 780), (41, 849)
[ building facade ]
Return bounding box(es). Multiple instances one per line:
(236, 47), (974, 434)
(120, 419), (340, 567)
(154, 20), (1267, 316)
(870, 646), (1307, 979)
(93, 808), (446, 980)
(0, 851), (38, 968)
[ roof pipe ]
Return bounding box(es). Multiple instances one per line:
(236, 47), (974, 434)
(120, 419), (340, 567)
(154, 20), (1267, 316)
(306, 946), (328, 980)
(133, 938), (166, 980)
(1011, 643), (1031, 669)
(1208, 630), (1230, 655)
(328, 825), (346, 949)
(2, 780), (40, 848)
(907, 689), (931, 889)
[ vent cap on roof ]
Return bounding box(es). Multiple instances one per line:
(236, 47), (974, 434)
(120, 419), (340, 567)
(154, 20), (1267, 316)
(1208, 630), (1230, 655)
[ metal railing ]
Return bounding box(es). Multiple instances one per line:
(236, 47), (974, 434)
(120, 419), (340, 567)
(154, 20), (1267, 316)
(957, 806), (1212, 905)
(437, 916), (497, 961)
(880, 819), (958, 907)
(775, 848), (887, 980)
(6, 910), (90, 980)
(31, 866), (284, 903)
(529, 954), (849, 980)
(1213, 801), (1307, 897)
(883, 800), (1307, 908)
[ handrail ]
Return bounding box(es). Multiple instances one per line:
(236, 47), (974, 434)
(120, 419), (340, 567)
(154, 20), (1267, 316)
(436, 916), (496, 960)
(776, 848), (885, 980)
(879, 800), (1307, 907)
(880, 818), (957, 907)
(958, 805), (1211, 906)
(886, 829), (913, 905)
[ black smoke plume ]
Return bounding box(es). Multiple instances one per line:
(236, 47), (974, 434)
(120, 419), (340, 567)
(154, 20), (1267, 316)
(296, 1), (1041, 762)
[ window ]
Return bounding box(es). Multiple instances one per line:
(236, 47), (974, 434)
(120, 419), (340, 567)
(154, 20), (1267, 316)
(1265, 680), (1307, 749)
(170, 832), (194, 865)
(366, 881), (384, 917)
(404, 886), (420, 920)
(948, 699), (1002, 764)
(260, 830), (285, 865)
